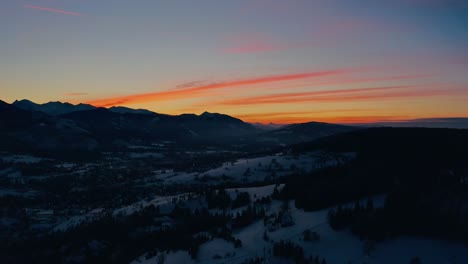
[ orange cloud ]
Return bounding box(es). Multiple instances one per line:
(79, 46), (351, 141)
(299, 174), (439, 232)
(219, 85), (413, 105)
(305, 74), (434, 87)
(23, 5), (85, 16)
(218, 85), (464, 106)
(175, 80), (206, 89)
(234, 110), (363, 119)
(85, 69), (348, 107)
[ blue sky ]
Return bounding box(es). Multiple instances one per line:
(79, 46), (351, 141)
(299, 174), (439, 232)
(1, 0), (467, 123)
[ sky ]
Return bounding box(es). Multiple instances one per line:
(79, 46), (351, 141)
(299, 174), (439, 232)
(1, 0), (467, 124)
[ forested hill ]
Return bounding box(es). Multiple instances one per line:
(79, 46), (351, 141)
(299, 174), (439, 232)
(280, 127), (468, 242)
(290, 127), (468, 168)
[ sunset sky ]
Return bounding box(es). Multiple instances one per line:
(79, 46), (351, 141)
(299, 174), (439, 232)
(2, 0), (467, 124)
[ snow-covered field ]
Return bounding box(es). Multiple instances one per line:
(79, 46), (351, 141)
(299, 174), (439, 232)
(128, 152), (164, 159)
(0, 154), (46, 163)
(132, 186), (468, 264)
(0, 188), (39, 197)
(53, 212), (103, 232)
(199, 152), (352, 182)
(113, 193), (192, 217)
(225, 184), (284, 201)
(145, 152), (354, 185)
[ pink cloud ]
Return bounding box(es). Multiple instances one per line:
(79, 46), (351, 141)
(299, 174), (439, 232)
(85, 68), (349, 107)
(175, 80), (208, 89)
(217, 85), (466, 106)
(23, 5), (85, 17)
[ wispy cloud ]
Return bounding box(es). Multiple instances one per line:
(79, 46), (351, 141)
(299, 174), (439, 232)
(217, 85), (465, 106)
(311, 74), (434, 85)
(23, 5), (85, 17)
(234, 109), (369, 119)
(85, 69), (349, 107)
(219, 85), (412, 105)
(175, 80), (207, 89)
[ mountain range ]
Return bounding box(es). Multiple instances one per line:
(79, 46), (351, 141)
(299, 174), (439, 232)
(2, 99), (467, 153)
(354, 118), (468, 129)
(1, 99), (357, 152)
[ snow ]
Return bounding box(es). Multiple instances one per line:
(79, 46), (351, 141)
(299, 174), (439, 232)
(210, 152), (352, 183)
(198, 239), (236, 261)
(132, 251), (192, 264)
(233, 220), (270, 261)
(88, 208), (105, 214)
(0, 188), (39, 197)
(112, 193), (191, 217)
(131, 193), (468, 264)
(0, 154), (46, 163)
(147, 169), (198, 184)
(128, 152), (164, 159)
(55, 163), (76, 169)
(226, 184), (284, 201)
(128, 145), (154, 150)
(52, 208), (106, 232)
(37, 210), (54, 215)
(53, 213), (102, 232)
(152, 152), (355, 184)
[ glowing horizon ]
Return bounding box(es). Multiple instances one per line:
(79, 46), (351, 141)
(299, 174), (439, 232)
(1, 0), (467, 124)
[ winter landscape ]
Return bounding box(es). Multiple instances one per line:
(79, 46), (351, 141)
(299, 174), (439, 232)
(1, 99), (467, 263)
(2, 1), (468, 263)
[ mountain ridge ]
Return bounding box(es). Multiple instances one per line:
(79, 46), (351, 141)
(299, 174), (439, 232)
(0, 99), (360, 152)
(12, 99), (96, 115)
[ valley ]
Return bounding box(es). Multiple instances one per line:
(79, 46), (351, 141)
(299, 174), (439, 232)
(1, 100), (468, 264)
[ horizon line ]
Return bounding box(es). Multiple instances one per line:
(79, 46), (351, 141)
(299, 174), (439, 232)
(3, 98), (468, 126)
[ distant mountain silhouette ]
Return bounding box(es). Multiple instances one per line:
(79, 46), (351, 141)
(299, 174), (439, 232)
(6, 99), (464, 153)
(0, 99), (9, 109)
(0, 101), (98, 151)
(60, 108), (258, 147)
(289, 127), (468, 158)
(109, 106), (156, 115)
(355, 118), (468, 129)
(251, 122), (284, 130)
(1, 100), (266, 151)
(12, 99), (96, 115)
(255, 121), (357, 145)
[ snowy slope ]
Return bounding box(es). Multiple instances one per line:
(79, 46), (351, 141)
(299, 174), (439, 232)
(132, 193), (468, 264)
